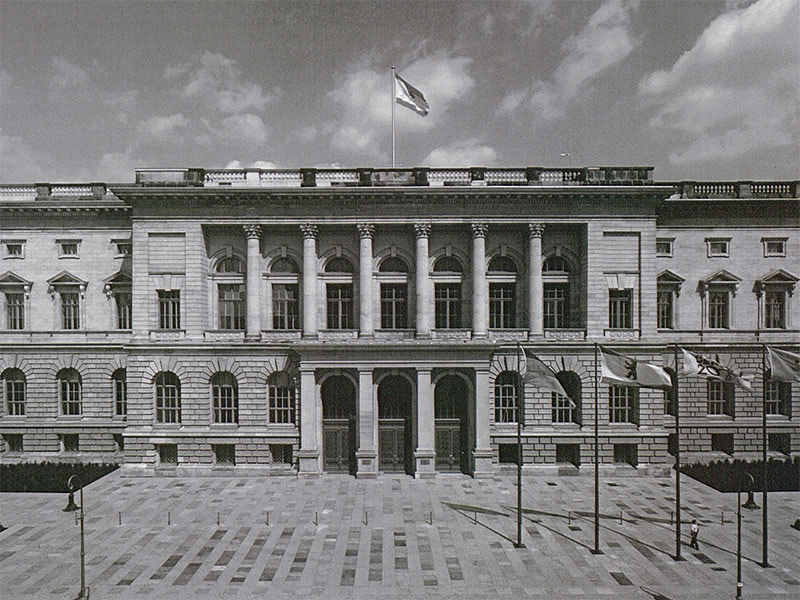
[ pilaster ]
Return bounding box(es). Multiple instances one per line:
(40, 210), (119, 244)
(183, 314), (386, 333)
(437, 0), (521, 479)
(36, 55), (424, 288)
(297, 368), (320, 476)
(472, 223), (488, 338)
(243, 224), (262, 340)
(415, 223), (432, 337)
(357, 224), (375, 338)
(528, 223), (545, 337)
(472, 368), (493, 477)
(414, 368), (436, 478)
(356, 368), (378, 478)
(300, 224), (318, 338)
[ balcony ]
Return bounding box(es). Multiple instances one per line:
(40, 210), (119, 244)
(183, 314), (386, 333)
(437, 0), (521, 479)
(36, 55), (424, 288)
(204, 330), (245, 342)
(149, 329), (185, 342)
(544, 329), (586, 341)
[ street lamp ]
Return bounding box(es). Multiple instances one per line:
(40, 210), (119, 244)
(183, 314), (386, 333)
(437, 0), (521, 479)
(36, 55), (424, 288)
(737, 473), (755, 600)
(62, 474), (88, 599)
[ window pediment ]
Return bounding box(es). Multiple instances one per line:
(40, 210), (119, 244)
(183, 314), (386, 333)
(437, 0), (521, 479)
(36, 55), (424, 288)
(699, 269), (741, 294)
(0, 271), (32, 291)
(657, 269), (685, 285)
(47, 271), (87, 295)
(104, 270), (132, 295)
(755, 269), (798, 295)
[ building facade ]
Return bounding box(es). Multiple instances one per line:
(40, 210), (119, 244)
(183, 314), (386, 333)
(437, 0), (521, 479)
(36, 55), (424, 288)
(1, 167), (797, 477)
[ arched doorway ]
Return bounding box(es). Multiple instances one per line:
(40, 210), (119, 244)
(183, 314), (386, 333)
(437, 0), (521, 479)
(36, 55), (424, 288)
(378, 375), (413, 474)
(321, 375), (356, 474)
(434, 375), (469, 473)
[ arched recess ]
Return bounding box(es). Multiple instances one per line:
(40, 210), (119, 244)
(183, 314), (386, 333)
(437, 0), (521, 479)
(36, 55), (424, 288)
(542, 246), (582, 329)
(140, 357), (188, 386)
(433, 373), (471, 473)
(377, 373), (414, 474)
(320, 373), (357, 474)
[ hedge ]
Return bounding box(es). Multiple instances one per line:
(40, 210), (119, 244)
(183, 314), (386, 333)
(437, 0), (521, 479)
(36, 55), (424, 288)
(0, 462), (119, 493)
(679, 457), (800, 493)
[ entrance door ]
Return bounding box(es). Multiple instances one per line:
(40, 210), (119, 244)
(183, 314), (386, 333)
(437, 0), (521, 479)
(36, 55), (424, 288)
(378, 375), (412, 474)
(434, 375), (469, 473)
(322, 376), (356, 474)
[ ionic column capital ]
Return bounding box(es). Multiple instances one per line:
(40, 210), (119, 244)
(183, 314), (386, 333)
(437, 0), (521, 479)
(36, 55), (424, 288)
(414, 223), (432, 239)
(528, 223), (545, 238)
(472, 223), (489, 238)
(357, 223), (375, 239)
(300, 224), (319, 239)
(243, 224), (262, 240)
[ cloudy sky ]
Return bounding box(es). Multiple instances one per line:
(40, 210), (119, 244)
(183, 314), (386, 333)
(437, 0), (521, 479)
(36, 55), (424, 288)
(0, 0), (797, 183)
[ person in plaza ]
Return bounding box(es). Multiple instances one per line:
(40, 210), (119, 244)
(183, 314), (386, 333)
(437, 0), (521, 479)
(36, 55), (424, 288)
(690, 519), (700, 550)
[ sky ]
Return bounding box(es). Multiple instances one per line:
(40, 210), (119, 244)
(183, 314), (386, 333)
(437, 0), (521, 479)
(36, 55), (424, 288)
(0, 0), (797, 183)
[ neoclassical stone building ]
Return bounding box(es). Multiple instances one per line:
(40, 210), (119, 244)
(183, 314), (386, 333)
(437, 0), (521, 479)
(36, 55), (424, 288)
(0, 167), (797, 476)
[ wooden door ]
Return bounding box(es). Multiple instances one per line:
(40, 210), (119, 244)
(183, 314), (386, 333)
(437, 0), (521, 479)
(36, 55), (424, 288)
(379, 418), (407, 472)
(435, 417), (461, 471)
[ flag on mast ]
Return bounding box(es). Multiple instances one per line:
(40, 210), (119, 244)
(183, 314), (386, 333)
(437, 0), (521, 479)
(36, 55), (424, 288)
(679, 348), (753, 391)
(395, 73), (429, 116)
(517, 343), (568, 397)
(766, 347), (800, 382)
(599, 346), (672, 389)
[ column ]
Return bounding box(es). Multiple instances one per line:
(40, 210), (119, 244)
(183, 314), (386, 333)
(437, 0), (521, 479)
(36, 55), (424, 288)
(528, 223), (545, 337)
(243, 224), (262, 340)
(300, 224), (318, 338)
(357, 224), (375, 337)
(414, 369), (435, 478)
(356, 368), (378, 478)
(472, 223), (488, 338)
(297, 368), (320, 476)
(472, 368), (493, 477)
(414, 224), (432, 337)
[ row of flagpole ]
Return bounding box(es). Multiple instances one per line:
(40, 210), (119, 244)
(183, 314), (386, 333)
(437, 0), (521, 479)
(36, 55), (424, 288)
(515, 342), (799, 562)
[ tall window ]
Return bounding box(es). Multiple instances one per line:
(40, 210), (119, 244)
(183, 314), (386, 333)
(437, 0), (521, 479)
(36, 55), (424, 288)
(269, 371), (296, 424)
(155, 372), (181, 423)
(551, 371), (581, 424)
(765, 379), (791, 416)
(3, 368), (26, 416)
(543, 255), (572, 329)
(433, 256), (464, 329)
(708, 291), (729, 329)
(212, 372), (238, 424)
(158, 290), (180, 329)
(324, 256), (354, 329)
(764, 291), (786, 329)
(608, 290), (632, 329)
(112, 368), (127, 417)
(494, 371), (520, 423)
(270, 257), (300, 330)
(61, 292), (80, 329)
(58, 368), (82, 415)
(609, 386), (636, 423)
(707, 380), (734, 416)
(488, 256), (516, 329)
(218, 284), (245, 329)
(6, 293), (24, 329)
(378, 256), (409, 329)
(116, 292), (132, 329)
(657, 290), (674, 329)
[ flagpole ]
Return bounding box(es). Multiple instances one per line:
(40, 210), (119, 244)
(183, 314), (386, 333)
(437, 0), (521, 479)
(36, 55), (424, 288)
(761, 344), (769, 567)
(516, 343), (524, 548)
(391, 65), (396, 168)
(674, 345), (682, 560)
(593, 343), (601, 554)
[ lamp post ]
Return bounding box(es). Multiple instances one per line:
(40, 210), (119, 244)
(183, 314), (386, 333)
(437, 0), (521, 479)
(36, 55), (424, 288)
(63, 474), (87, 599)
(737, 473), (755, 600)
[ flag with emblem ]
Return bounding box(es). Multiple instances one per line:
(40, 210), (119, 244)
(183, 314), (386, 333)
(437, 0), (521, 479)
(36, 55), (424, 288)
(395, 73), (429, 116)
(599, 346), (672, 389)
(766, 347), (800, 383)
(679, 348), (753, 391)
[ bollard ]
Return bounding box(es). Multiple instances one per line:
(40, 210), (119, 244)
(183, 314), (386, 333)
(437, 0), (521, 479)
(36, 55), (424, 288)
(119, 511), (122, 526)
(619, 511), (623, 525)
(568, 511), (572, 525)
(314, 512), (318, 526)
(168, 511), (171, 526)
(721, 512), (724, 525)
(474, 511), (477, 525)
(670, 511), (674, 526)
(266, 512), (269, 526)
(217, 512), (220, 526)
(429, 511), (433, 526)
(364, 511), (368, 526)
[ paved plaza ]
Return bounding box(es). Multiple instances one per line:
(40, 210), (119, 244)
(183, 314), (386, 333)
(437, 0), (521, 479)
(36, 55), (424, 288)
(0, 470), (798, 600)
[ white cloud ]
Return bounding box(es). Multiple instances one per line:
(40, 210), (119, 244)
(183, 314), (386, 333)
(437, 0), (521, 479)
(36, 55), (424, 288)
(0, 130), (48, 182)
(422, 139), (498, 167)
(170, 51), (274, 114)
(97, 152), (139, 182)
(224, 159), (278, 169)
(499, 0), (639, 120)
(137, 113), (188, 142)
(638, 0), (798, 165)
(50, 56), (92, 89)
(218, 113), (269, 146)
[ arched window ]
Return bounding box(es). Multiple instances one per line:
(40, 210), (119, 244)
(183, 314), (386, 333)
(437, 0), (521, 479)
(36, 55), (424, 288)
(324, 256), (355, 329)
(268, 371), (296, 424)
(325, 256), (355, 273)
(270, 257), (300, 330)
(211, 372), (238, 424)
(488, 255), (518, 328)
(58, 368), (82, 415)
(433, 256), (463, 273)
(216, 256), (245, 274)
(543, 254), (573, 329)
(3, 368), (25, 416)
(494, 371), (520, 423)
(112, 368), (127, 418)
(433, 256), (464, 328)
(213, 253), (246, 330)
(551, 371), (581, 424)
(378, 256), (410, 329)
(154, 371), (181, 423)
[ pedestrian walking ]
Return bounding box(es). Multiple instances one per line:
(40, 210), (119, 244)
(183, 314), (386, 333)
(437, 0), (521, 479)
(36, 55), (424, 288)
(690, 519), (700, 550)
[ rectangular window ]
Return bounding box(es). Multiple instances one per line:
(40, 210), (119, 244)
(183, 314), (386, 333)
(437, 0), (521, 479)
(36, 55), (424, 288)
(61, 292), (80, 329)
(157, 443), (178, 464)
(711, 433), (734, 455)
(706, 238), (730, 257)
(380, 283), (408, 329)
(113, 434), (124, 452)
(6, 292), (24, 329)
(556, 444), (580, 467)
(609, 386), (637, 423)
(158, 290), (181, 329)
(498, 443), (520, 465)
(269, 386), (295, 424)
(272, 284), (299, 329)
(213, 444), (236, 465)
(667, 433), (678, 456)
(326, 284), (353, 329)
(765, 380), (791, 416)
(613, 443), (638, 466)
(764, 291), (786, 329)
(656, 239), (673, 257)
(608, 290), (632, 329)
(60, 380), (81, 415)
(768, 433), (790, 455)
(116, 293), (131, 329)
(551, 392), (575, 423)
(218, 284), (245, 330)
(6, 378), (25, 415)
(4, 433), (23, 452)
(489, 283), (515, 329)
(212, 384), (238, 424)
(663, 388), (676, 417)
(61, 434), (79, 453)
(707, 380), (734, 416)
(58, 240), (80, 257)
(435, 283), (461, 329)
(762, 238), (786, 257)
(115, 379), (127, 417)
(544, 284), (569, 328)
(3, 241), (24, 258)
(657, 290), (674, 329)
(708, 291), (729, 329)
(156, 383), (180, 423)
(270, 444), (293, 464)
